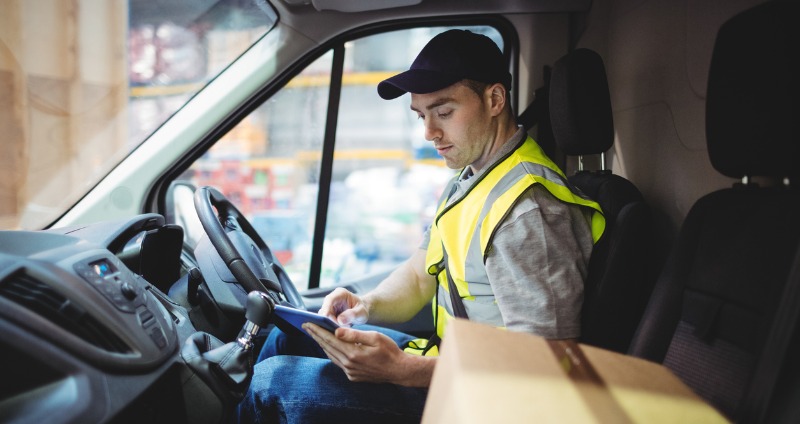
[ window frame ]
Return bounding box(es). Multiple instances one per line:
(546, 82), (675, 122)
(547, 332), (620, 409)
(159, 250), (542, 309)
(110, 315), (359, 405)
(151, 16), (519, 290)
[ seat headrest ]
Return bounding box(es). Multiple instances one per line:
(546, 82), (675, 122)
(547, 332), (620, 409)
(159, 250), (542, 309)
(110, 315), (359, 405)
(706, 0), (799, 179)
(549, 48), (614, 156)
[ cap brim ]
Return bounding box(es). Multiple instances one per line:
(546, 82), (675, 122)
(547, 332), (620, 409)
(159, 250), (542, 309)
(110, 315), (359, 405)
(377, 69), (462, 100)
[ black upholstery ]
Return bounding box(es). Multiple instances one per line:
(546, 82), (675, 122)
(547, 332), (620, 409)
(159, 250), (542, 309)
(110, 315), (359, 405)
(628, 1), (800, 421)
(550, 48), (614, 155)
(549, 48), (657, 353)
(705, 0), (798, 179)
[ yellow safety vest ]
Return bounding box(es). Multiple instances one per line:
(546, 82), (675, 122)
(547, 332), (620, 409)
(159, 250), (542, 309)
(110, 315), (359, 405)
(404, 136), (605, 356)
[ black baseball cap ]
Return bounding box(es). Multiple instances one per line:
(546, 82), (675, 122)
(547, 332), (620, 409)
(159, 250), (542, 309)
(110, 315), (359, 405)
(377, 29), (512, 100)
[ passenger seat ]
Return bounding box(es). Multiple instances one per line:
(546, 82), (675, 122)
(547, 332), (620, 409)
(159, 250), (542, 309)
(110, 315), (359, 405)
(628, 1), (800, 421)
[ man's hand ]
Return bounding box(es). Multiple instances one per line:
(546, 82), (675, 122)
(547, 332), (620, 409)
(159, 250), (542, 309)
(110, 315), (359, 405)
(318, 287), (369, 326)
(302, 323), (435, 387)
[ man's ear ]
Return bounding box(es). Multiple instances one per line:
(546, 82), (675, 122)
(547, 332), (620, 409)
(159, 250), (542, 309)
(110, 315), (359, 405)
(487, 83), (507, 117)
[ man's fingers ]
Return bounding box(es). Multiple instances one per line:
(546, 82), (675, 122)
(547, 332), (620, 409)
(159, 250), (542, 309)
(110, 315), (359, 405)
(334, 326), (367, 344)
(304, 323), (349, 356)
(304, 322), (335, 345)
(302, 324), (402, 383)
(305, 324), (371, 360)
(317, 293), (339, 319)
(336, 306), (368, 326)
(318, 287), (354, 320)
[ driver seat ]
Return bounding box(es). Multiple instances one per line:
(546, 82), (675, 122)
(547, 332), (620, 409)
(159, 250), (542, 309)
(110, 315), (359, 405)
(548, 48), (657, 353)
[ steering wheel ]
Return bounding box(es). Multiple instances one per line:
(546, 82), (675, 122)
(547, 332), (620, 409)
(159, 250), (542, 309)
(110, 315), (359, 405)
(193, 186), (305, 310)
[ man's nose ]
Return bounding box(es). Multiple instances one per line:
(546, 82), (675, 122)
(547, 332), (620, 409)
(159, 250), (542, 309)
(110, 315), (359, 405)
(424, 119), (441, 142)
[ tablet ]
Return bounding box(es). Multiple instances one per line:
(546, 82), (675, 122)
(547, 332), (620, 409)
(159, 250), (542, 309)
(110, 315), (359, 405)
(272, 304), (340, 336)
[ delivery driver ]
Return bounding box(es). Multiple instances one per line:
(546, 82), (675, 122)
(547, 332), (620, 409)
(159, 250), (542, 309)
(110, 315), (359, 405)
(237, 29), (604, 424)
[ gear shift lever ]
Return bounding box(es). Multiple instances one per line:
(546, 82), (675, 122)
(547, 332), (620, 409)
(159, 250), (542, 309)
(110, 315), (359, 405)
(237, 291), (275, 350)
(180, 291), (275, 422)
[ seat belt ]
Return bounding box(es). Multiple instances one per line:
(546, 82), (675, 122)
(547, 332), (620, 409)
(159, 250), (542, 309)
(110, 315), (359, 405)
(442, 245), (469, 319)
(436, 180), (469, 320)
(417, 246), (467, 356)
(516, 66), (551, 132)
(420, 182), (469, 355)
(739, 241), (800, 423)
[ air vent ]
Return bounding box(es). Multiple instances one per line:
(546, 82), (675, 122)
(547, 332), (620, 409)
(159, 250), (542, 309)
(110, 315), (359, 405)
(0, 271), (132, 354)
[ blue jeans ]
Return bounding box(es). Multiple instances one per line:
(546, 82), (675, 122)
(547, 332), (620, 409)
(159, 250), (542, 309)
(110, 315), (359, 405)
(236, 324), (429, 424)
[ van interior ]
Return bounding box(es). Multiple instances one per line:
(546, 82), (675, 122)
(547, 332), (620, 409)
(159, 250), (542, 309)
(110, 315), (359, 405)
(0, 0), (797, 422)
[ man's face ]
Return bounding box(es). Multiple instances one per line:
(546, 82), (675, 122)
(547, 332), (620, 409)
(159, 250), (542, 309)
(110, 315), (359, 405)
(410, 83), (496, 171)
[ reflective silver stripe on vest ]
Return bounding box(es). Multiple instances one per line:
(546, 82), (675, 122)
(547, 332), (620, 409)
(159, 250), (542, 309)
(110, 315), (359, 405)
(464, 161), (572, 287)
(437, 283), (506, 326)
(440, 161), (576, 326)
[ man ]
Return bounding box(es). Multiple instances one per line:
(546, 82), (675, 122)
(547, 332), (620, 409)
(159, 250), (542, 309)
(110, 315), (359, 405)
(237, 29), (604, 423)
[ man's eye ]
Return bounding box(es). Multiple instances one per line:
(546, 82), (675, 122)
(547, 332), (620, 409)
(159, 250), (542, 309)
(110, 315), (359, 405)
(437, 111), (452, 118)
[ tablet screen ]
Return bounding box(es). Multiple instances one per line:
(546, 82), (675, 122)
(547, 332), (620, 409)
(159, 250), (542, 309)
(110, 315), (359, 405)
(272, 305), (340, 337)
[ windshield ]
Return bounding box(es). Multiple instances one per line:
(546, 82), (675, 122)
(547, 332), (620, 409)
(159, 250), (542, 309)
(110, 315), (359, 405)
(0, 0), (275, 230)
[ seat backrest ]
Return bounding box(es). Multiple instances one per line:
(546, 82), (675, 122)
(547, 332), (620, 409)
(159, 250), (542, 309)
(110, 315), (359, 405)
(549, 48), (657, 353)
(628, 1), (800, 421)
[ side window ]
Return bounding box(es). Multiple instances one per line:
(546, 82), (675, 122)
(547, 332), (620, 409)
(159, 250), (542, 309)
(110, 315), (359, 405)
(184, 51), (330, 291)
(180, 26), (504, 291)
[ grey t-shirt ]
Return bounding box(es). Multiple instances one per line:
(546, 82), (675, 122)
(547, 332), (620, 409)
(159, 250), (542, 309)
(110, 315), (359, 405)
(421, 127), (594, 339)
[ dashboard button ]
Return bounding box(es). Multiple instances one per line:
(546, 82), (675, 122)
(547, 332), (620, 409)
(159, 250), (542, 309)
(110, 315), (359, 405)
(138, 308), (155, 328)
(149, 327), (167, 349)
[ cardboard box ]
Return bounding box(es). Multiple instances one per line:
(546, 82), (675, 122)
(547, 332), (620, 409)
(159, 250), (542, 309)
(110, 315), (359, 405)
(422, 319), (729, 423)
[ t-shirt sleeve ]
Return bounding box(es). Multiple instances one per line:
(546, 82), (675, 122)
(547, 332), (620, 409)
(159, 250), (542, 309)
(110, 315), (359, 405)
(485, 185), (594, 339)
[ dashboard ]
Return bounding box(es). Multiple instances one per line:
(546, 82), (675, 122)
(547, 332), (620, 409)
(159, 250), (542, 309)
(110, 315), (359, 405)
(0, 214), (203, 423)
(0, 212), (428, 424)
